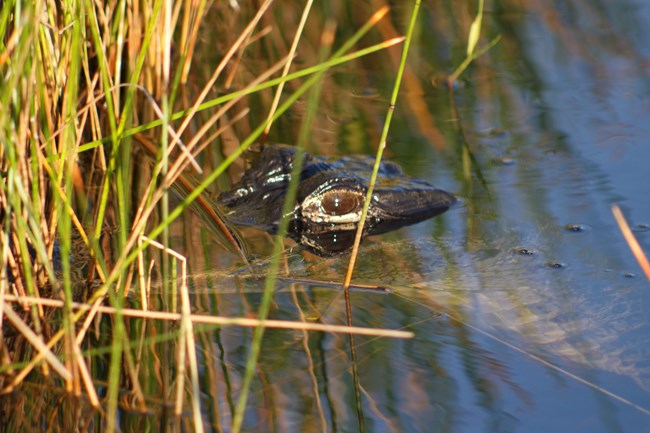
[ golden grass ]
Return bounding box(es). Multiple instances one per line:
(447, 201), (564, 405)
(0, 1), (419, 430)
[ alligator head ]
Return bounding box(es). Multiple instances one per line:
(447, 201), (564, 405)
(218, 144), (456, 256)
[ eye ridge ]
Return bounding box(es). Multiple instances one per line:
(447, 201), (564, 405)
(320, 191), (361, 216)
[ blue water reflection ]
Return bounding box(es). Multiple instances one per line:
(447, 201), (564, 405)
(183, 1), (650, 432)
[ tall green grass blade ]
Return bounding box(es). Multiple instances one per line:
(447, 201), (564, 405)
(58, 0), (85, 394)
(231, 9), (338, 433)
(79, 0), (129, 427)
(448, 0), (499, 84)
(343, 2), (420, 289)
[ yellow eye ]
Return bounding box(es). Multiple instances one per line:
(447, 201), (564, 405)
(320, 191), (361, 216)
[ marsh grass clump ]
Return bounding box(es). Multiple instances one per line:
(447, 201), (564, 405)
(0, 0), (420, 430)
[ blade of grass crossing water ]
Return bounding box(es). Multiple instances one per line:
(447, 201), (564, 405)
(231, 6), (330, 433)
(339, 5), (423, 431)
(343, 1), (421, 290)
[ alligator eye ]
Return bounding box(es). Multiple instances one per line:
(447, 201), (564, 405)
(321, 191), (361, 216)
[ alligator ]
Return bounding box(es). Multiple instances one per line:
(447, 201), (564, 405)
(218, 145), (456, 256)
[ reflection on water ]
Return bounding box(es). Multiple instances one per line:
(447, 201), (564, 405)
(179, 232), (649, 432)
(8, 1), (649, 432)
(170, 1), (650, 432)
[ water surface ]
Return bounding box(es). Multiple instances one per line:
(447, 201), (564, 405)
(156, 1), (650, 431)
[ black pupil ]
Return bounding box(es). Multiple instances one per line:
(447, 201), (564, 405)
(321, 191), (359, 215)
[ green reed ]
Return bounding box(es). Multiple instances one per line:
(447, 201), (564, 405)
(448, 0), (501, 85)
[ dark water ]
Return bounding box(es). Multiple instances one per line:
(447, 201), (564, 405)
(159, 2), (650, 432)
